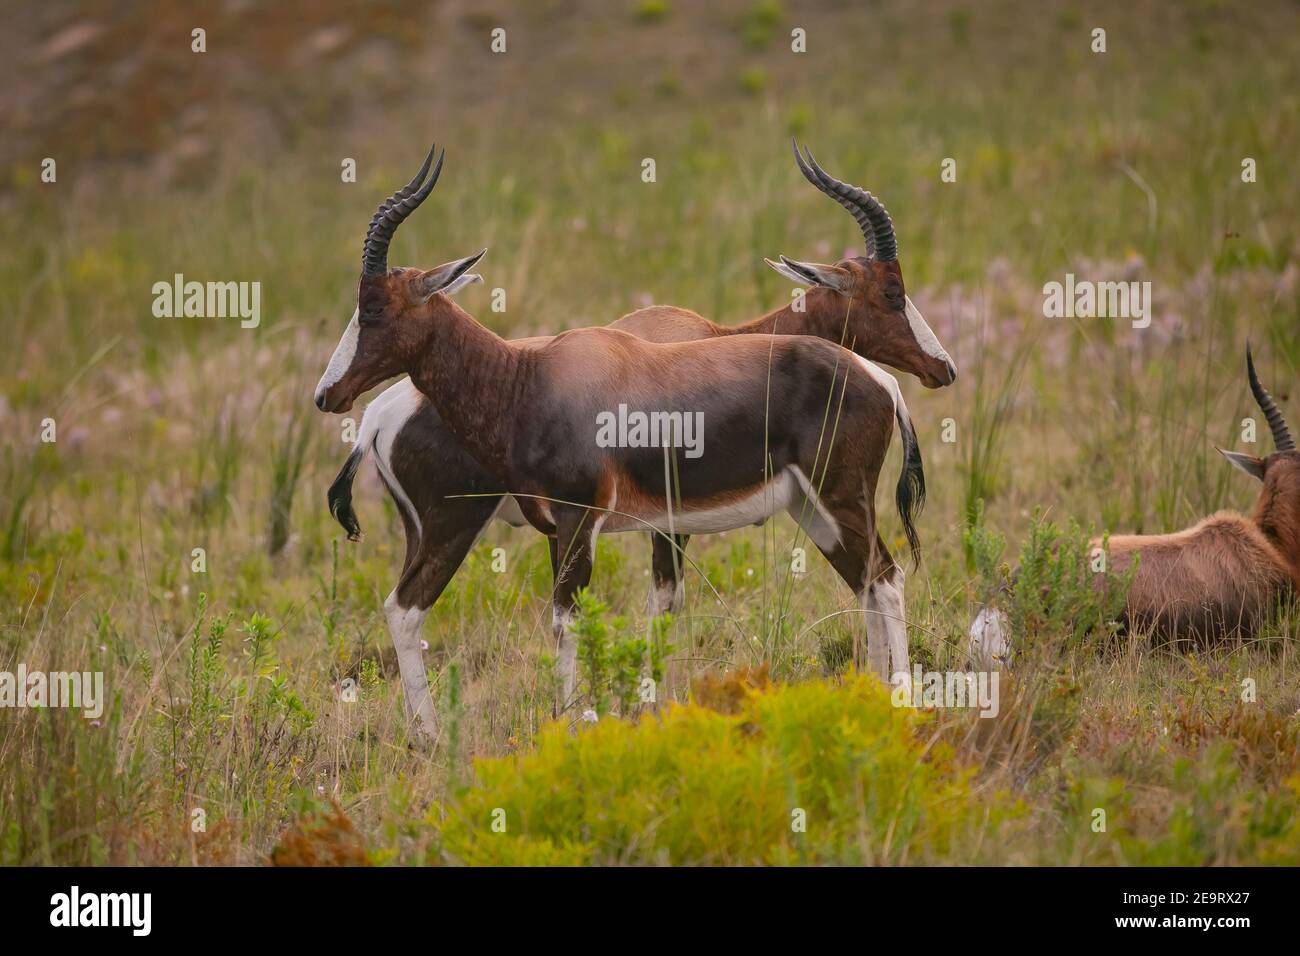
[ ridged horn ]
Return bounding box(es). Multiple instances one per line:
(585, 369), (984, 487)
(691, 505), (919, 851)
(1247, 343), (1294, 452)
(362, 145), (445, 277)
(792, 139), (898, 262)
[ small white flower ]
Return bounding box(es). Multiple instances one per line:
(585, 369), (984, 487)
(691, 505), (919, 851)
(420, 639), (429, 651)
(581, 709), (598, 723)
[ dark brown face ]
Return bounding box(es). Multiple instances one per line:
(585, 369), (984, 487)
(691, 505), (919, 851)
(314, 270), (432, 414)
(839, 258), (956, 389)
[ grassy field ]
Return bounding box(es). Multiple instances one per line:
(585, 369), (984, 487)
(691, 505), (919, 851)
(1, 0), (1299, 864)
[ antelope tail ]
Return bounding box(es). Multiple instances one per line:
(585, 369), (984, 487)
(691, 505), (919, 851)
(328, 446), (365, 541)
(327, 390), (400, 540)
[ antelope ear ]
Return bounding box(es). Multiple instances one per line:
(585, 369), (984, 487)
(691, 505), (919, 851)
(764, 255), (850, 293)
(418, 249), (487, 299)
(1217, 447), (1265, 482)
(441, 272), (482, 296)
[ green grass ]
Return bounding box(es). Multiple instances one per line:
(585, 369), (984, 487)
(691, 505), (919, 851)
(1, 0), (1299, 864)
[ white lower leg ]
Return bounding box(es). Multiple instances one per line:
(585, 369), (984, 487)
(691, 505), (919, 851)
(858, 587), (890, 682)
(384, 590), (436, 741)
(872, 568), (911, 692)
(554, 605), (577, 713)
(647, 577), (684, 617)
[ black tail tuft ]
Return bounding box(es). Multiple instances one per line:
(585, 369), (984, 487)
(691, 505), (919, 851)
(328, 447), (364, 541)
(894, 406), (926, 567)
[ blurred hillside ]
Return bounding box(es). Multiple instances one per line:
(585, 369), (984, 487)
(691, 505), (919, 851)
(4, 0), (889, 180)
(4, 1), (1295, 187)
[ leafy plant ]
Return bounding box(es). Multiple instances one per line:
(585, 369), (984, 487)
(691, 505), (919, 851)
(965, 505), (1136, 657)
(428, 675), (1012, 865)
(571, 588), (667, 717)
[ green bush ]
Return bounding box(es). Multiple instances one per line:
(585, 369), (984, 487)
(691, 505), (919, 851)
(966, 505), (1135, 656)
(633, 0), (669, 24)
(740, 0), (783, 48)
(570, 589), (671, 717)
(427, 675), (1015, 865)
(1060, 744), (1300, 866)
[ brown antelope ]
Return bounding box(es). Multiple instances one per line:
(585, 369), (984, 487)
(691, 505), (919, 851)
(323, 144), (953, 698)
(315, 145), (931, 742)
(970, 346), (1299, 663)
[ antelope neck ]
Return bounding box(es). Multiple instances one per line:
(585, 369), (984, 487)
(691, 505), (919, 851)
(409, 302), (524, 476)
(728, 288), (855, 345)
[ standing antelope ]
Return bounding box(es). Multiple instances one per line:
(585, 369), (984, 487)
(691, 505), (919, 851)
(315, 145), (929, 742)
(324, 144), (954, 689)
(970, 346), (1300, 663)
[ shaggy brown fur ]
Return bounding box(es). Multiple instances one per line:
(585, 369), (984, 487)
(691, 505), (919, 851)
(972, 348), (1298, 663)
(1100, 348), (1300, 644)
(1103, 508), (1297, 643)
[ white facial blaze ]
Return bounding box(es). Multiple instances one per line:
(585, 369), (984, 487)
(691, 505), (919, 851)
(903, 295), (951, 363)
(315, 308), (360, 403)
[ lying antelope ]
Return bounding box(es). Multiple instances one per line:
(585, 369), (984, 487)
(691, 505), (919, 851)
(970, 346), (1299, 663)
(315, 145), (929, 742)
(325, 143), (954, 650)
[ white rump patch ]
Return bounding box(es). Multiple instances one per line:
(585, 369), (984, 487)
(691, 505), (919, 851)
(364, 379), (427, 538)
(851, 354), (902, 415)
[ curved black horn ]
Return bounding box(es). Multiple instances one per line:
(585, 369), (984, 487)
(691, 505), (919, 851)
(363, 144), (435, 247)
(1247, 344), (1294, 452)
(792, 139), (898, 262)
(362, 145), (446, 277)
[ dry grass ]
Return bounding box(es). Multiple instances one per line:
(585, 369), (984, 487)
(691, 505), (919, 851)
(1, 0), (1298, 864)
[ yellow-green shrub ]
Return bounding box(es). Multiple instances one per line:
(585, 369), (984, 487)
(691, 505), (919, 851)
(429, 675), (1014, 865)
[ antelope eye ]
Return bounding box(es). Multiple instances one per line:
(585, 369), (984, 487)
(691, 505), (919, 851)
(884, 286), (903, 303)
(359, 307), (382, 326)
